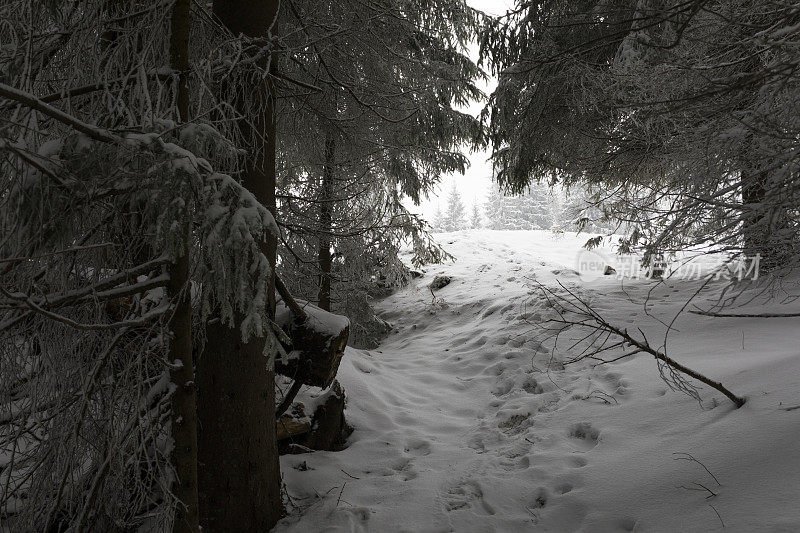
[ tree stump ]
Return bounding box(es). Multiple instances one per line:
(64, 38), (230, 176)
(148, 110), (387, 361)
(274, 300), (349, 389)
(277, 381), (353, 454)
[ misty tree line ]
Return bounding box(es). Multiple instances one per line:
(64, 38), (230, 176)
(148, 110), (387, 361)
(1, 0), (798, 531)
(432, 182), (615, 233)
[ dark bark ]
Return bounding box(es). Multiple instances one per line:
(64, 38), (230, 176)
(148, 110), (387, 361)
(741, 168), (769, 260)
(168, 0), (199, 531)
(197, 322), (282, 531)
(317, 128), (336, 311)
(741, 166), (791, 272)
(277, 380), (353, 454)
(167, 249), (199, 533)
(197, 0), (283, 530)
(273, 300), (349, 389)
(302, 380), (352, 451)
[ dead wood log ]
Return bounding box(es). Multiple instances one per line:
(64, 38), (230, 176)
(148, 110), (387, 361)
(276, 380), (353, 454)
(273, 275), (349, 389)
(276, 416), (311, 441)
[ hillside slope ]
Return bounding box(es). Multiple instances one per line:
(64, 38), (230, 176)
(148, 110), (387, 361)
(277, 230), (800, 533)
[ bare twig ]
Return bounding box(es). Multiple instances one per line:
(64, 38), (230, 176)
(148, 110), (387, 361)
(673, 452), (721, 486)
(709, 504), (725, 528)
(679, 481), (717, 499)
(336, 482), (347, 507)
(690, 309), (800, 318)
(340, 469), (360, 480)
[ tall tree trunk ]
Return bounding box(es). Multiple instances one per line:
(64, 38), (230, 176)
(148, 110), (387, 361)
(741, 167), (766, 257)
(197, 0), (283, 530)
(167, 0), (200, 531)
(741, 166), (787, 272)
(317, 128), (336, 311)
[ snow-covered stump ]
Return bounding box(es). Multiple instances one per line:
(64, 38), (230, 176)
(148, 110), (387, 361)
(277, 380), (353, 454)
(272, 277), (351, 453)
(274, 299), (350, 389)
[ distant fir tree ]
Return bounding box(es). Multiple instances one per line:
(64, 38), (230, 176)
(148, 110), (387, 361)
(432, 205), (445, 232)
(470, 201), (482, 229)
(523, 183), (553, 229)
(548, 188), (565, 232)
(442, 183), (467, 231)
(484, 185), (507, 230)
(484, 183), (554, 230)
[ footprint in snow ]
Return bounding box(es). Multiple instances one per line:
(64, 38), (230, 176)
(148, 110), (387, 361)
(507, 336), (527, 348)
(441, 480), (496, 516)
(491, 377), (515, 397)
(451, 332), (472, 346)
(389, 457), (418, 481)
(522, 376), (545, 395)
(528, 487), (549, 511)
(568, 422), (601, 451)
(555, 482), (574, 495)
(499, 454), (531, 471)
(567, 455), (589, 468)
(598, 371), (630, 396)
(352, 359), (375, 374)
(497, 413), (532, 435)
(482, 303), (504, 318)
(404, 438), (432, 456)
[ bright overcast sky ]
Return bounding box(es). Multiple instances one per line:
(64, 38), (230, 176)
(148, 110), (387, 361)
(404, 0), (516, 222)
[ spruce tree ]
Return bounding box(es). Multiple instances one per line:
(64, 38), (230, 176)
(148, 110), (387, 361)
(470, 201), (482, 229)
(198, 0), (283, 529)
(485, 185), (507, 230)
(481, 0), (800, 269)
(442, 183), (467, 231)
(275, 0), (482, 319)
(433, 205), (445, 232)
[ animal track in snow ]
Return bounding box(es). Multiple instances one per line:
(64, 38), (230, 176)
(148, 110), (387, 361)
(555, 482), (574, 495)
(389, 457), (418, 481)
(529, 487), (549, 509)
(404, 438), (432, 456)
(499, 453), (531, 472)
(491, 378), (514, 397)
(522, 376), (544, 394)
(498, 413), (532, 435)
(442, 480), (496, 516)
(567, 455), (588, 468)
(568, 422), (601, 450)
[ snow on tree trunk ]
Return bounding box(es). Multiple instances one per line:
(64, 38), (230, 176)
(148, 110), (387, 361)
(317, 126), (336, 311)
(196, 0), (283, 529)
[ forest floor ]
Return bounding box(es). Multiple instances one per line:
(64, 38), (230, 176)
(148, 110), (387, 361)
(276, 230), (800, 533)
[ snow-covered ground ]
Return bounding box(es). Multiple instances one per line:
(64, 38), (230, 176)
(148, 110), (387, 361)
(277, 230), (800, 532)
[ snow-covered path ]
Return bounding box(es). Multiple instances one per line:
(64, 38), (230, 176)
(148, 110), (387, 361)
(277, 230), (800, 533)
